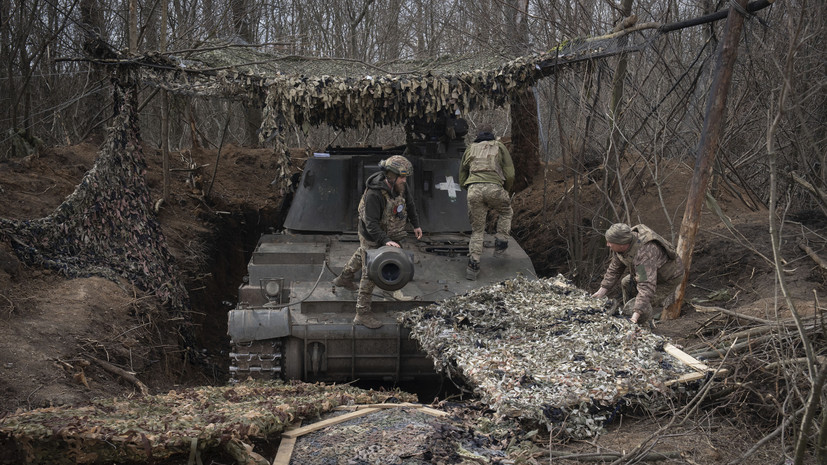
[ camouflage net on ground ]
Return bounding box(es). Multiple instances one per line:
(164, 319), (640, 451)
(399, 275), (698, 439)
(0, 71), (188, 312)
(289, 407), (510, 465)
(0, 380), (416, 465)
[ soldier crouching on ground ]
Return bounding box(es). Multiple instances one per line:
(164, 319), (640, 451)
(459, 123), (515, 281)
(592, 223), (684, 327)
(332, 155), (423, 329)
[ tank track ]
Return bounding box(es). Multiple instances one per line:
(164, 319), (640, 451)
(229, 339), (283, 382)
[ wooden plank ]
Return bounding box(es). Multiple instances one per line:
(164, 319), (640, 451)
(663, 343), (729, 386)
(664, 368), (729, 387)
(272, 421), (303, 465)
(281, 407), (381, 439)
(334, 402), (422, 411)
(334, 403), (449, 416)
(418, 406), (449, 417)
(272, 437), (296, 465)
(664, 343), (709, 372)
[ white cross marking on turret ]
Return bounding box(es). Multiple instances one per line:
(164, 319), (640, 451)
(436, 176), (461, 200)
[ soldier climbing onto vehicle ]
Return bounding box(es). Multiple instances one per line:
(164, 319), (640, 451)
(459, 123), (515, 280)
(333, 155), (423, 328)
(592, 223), (684, 327)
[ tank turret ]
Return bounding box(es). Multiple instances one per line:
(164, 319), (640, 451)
(228, 116), (535, 382)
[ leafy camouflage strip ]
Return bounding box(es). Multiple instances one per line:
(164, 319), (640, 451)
(132, 36), (641, 194)
(399, 275), (696, 439)
(0, 71), (188, 313)
(138, 35), (644, 132)
(0, 380), (416, 464)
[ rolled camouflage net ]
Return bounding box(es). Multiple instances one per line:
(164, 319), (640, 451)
(399, 275), (698, 439)
(0, 380), (416, 464)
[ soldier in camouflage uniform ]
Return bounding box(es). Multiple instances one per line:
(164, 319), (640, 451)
(459, 124), (515, 280)
(332, 155), (423, 328)
(592, 223), (684, 326)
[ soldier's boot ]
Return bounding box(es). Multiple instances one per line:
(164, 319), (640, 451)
(494, 238), (509, 257)
(466, 259), (480, 281)
(353, 307), (382, 329)
(332, 271), (358, 291)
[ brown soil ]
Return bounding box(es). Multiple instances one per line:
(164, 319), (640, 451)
(1, 142), (825, 463)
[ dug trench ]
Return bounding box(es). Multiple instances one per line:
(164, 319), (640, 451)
(184, 208), (279, 385)
(187, 199), (469, 402)
(2, 143), (824, 463)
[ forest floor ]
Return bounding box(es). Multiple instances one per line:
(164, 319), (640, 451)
(0, 141), (824, 464)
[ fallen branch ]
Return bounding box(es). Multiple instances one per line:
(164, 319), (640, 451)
(549, 450), (681, 461)
(1, 293), (14, 317)
(604, 343), (736, 465)
(798, 241), (827, 271)
(717, 324), (777, 343)
(790, 171), (827, 211)
(764, 355), (826, 371)
(692, 303), (816, 327)
(691, 334), (775, 360)
(693, 303), (776, 325)
(691, 325), (819, 360)
(85, 356), (149, 396)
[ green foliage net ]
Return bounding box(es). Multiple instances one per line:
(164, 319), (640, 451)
(0, 380), (416, 464)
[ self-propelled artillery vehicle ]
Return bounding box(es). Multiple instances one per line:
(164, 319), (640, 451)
(227, 117), (536, 382)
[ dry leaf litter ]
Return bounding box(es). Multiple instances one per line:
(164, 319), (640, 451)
(399, 275), (697, 439)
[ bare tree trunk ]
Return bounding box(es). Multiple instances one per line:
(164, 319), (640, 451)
(510, 91), (541, 192)
(18, 23), (32, 146)
(506, 0), (540, 192)
(231, 0), (262, 146)
(0, 0), (11, 155)
(128, 0), (138, 53)
(160, 0), (170, 203)
(605, 0), (635, 218)
(664, 0), (750, 320)
(78, 0), (108, 143)
(346, 0), (376, 60)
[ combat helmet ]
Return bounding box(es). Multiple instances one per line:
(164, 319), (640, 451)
(381, 155), (413, 177)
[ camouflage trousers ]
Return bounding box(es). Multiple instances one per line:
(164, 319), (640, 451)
(619, 273), (683, 324)
(342, 235), (381, 313)
(466, 183), (512, 263)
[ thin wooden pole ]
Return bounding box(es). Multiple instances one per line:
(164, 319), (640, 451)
(664, 0), (750, 320)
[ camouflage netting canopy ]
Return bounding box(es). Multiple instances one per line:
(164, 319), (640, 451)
(108, 0), (778, 136)
(399, 275), (700, 439)
(0, 380), (416, 465)
(135, 34), (648, 136)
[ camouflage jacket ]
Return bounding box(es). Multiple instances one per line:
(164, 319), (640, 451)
(358, 171), (420, 245)
(599, 224), (683, 313)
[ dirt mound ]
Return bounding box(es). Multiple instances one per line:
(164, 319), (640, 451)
(0, 142), (288, 413)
